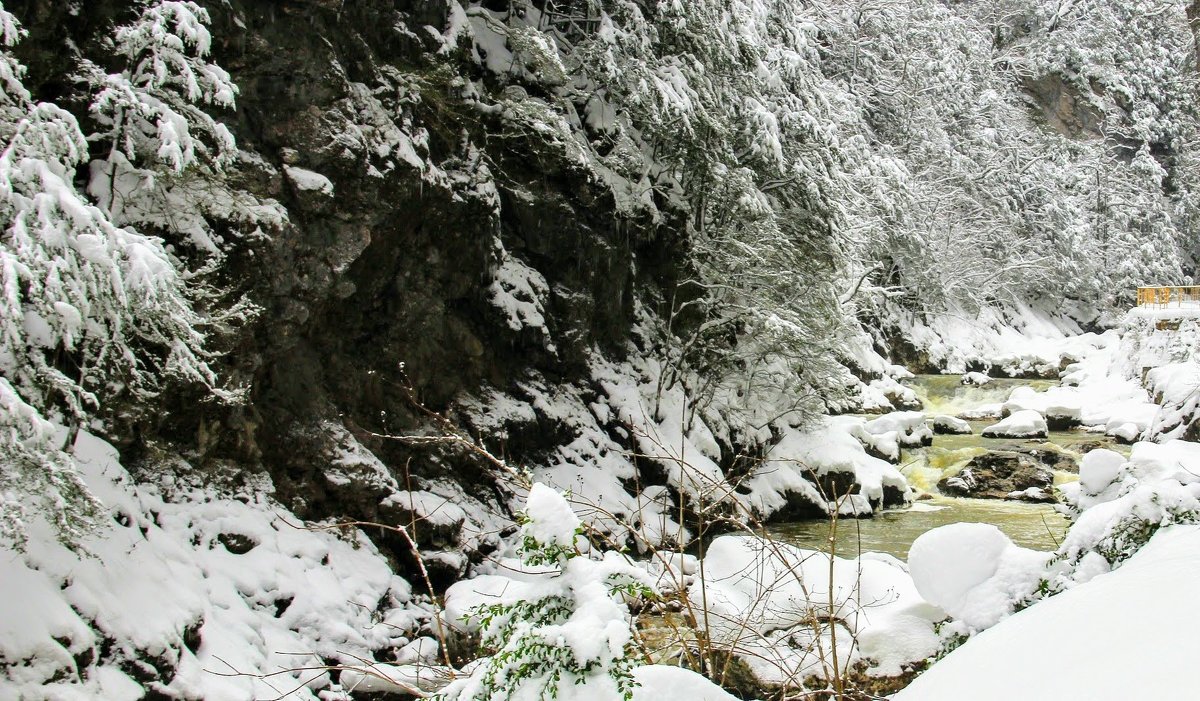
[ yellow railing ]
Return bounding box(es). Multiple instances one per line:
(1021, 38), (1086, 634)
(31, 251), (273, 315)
(1136, 286), (1200, 307)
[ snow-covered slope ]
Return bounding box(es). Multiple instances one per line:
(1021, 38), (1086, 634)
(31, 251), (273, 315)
(894, 525), (1200, 701)
(0, 433), (432, 700)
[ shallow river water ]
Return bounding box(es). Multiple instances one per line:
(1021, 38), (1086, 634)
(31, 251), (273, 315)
(769, 374), (1128, 559)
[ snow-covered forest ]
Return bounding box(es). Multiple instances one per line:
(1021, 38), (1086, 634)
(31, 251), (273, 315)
(3, 0), (1200, 699)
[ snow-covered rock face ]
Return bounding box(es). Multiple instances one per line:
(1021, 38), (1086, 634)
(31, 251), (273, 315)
(981, 410), (1048, 438)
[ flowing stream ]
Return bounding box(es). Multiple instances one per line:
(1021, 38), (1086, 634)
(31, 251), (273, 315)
(769, 375), (1130, 560)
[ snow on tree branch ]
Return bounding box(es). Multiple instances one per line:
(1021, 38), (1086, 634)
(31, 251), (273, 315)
(0, 1), (246, 547)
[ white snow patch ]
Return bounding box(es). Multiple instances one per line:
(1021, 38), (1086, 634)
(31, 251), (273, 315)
(283, 165), (334, 195)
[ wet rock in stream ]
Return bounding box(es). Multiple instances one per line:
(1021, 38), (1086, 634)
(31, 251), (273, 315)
(992, 443), (1079, 472)
(937, 451), (1057, 503)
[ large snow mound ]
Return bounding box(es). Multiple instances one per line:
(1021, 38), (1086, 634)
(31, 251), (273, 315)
(895, 525), (1200, 701)
(907, 523), (1049, 630)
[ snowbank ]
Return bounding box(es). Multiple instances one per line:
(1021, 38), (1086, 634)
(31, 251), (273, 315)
(0, 433), (429, 700)
(693, 536), (941, 683)
(895, 526), (1200, 701)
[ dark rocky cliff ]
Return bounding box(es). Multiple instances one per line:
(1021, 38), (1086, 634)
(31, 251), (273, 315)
(11, 0), (697, 580)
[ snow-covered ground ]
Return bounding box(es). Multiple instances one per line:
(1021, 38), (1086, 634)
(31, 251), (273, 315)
(893, 525), (1200, 701)
(692, 535), (942, 684)
(7, 304), (1200, 699)
(0, 433), (434, 700)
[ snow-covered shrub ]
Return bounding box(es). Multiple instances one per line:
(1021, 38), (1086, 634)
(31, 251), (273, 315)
(692, 535), (941, 685)
(1052, 442), (1200, 585)
(440, 483), (655, 701)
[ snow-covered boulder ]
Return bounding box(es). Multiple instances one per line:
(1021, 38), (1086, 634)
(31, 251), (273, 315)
(907, 523), (1050, 631)
(999, 385), (1039, 417)
(982, 410), (1047, 438)
(867, 375), (923, 411)
(863, 411), (934, 448)
(850, 423), (901, 462)
(936, 452), (1054, 502)
(739, 418), (910, 518)
(931, 415), (972, 435)
(1108, 421), (1141, 444)
(961, 371), (991, 386)
(1078, 449), (1125, 496)
(999, 386), (1082, 430)
(1043, 402), (1081, 430)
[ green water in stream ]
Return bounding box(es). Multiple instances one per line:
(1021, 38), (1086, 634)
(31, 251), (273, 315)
(769, 374), (1130, 560)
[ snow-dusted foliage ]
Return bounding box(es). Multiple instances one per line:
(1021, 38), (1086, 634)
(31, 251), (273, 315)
(87, 1), (237, 173)
(84, 0), (284, 255)
(821, 0), (1197, 316)
(0, 2), (250, 545)
(440, 483), (657, 701)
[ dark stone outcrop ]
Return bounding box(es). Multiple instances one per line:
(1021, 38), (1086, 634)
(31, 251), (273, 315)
(938, 451), (1056, 502)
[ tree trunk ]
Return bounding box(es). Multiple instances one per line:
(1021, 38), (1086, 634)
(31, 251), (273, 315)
(1188, 1), (1200, 70)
